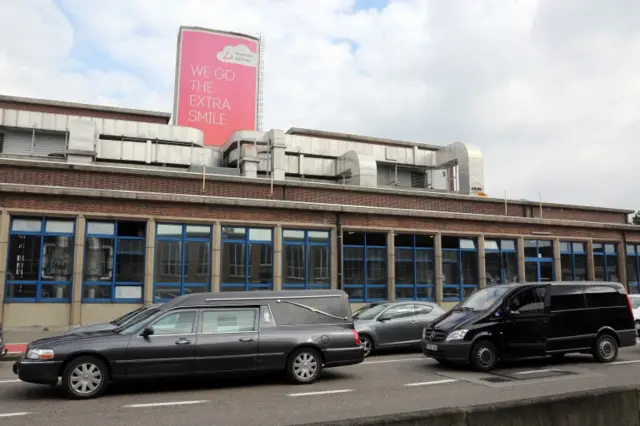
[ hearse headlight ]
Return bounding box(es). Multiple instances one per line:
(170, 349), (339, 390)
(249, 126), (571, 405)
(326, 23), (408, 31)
(26, 348), (55, 360)
(445, 330), (468, 342)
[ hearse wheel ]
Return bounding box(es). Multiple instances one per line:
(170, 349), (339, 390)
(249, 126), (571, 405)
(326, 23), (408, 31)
(62, 356), (109, 399)
(470, 340), (498, 372)
(287, 348), (323, 385)
(593, 334), (618, 363)
(360, 335), (374, 357)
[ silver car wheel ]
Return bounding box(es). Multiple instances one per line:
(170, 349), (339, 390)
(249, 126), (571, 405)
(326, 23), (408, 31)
(361, 336), (372, 357)
(69, 363), (103, 395)
(292, 352), (319, 381)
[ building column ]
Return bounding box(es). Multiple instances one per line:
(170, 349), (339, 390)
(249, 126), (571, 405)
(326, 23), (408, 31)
(586, 240), (596, 281)
(70, 215), (86, 326)
(517, 237), (525, 282)
(273, 225), (282, 291)
(144, 219), (155, 304)
(434, 233), (443, 305)
(477, 235), (486, 288)
(330, 227), (338, 290)
(553, 238), (562, 281)
(617, 241), (627, 288)
(212, 222), (221, 292)
(0, 210), (9, 323)
(387, 231), (395, 301)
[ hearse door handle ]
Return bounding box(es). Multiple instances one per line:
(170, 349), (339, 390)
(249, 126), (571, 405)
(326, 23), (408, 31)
(175, 338), (191, 345)
(239, 337), (255, 343)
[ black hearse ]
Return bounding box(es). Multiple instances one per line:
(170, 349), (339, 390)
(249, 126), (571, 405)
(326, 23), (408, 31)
(13, 290), (365, 399)
(422, 281), (637, 371)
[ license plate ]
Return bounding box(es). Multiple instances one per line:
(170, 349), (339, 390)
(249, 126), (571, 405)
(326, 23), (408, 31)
(426, 344), (438, 351)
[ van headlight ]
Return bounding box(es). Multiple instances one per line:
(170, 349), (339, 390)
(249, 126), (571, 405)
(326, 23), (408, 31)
(26, 348), (55, 360)
(445, 330), (468, 342)
(422, 327), (428, 339)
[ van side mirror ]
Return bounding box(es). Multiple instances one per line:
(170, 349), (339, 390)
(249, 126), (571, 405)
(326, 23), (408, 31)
(141, 326), (154, 337)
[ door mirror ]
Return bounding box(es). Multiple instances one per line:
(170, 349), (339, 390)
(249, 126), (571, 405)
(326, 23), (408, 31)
(141, 326), (154, 337)
(378, 314), (392, 322)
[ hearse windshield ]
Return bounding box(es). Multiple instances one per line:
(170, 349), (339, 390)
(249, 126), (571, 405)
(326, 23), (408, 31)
(113, 308), (162, 334)
(456, 286), (512, 312)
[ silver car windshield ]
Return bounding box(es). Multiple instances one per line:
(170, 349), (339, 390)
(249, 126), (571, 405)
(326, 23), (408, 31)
(353, 303), (388, 320)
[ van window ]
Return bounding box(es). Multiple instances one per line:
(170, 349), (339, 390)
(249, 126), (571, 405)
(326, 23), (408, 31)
(507, 286), (546, 314)
(270, 296), (351, 325)
(550, 285), (586, 311)
(583, 286), (623, 308)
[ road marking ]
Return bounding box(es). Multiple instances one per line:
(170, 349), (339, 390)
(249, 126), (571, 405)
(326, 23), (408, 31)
(0, 379), (21, 384)
(404, 379), (458, 387)
(0, 412), (32, 418)
(515, 369), (555, 375)
(610, 360), (640, 365)
(362, 357), (426, 365)
(122, 400), (209, 408)
(287, 389), (353, 397)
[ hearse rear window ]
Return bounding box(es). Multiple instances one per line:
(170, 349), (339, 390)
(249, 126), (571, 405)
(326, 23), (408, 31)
(270, 296), (350, 325)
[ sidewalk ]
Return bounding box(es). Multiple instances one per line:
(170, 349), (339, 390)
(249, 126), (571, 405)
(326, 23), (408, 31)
(2, 327), (71, 360)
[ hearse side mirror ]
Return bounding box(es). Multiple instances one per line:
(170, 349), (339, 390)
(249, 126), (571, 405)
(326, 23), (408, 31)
(141, 326), (154, 337)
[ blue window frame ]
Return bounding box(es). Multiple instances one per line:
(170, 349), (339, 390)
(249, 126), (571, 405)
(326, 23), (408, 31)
(282, 229), (331, 290)
(625, 244), (640, 294)
(394, 234), (435, 300)
(442, 237), (478, 301)
(559, 241), (587, 281)
(5, 217), (75, 303)
(221, 226), (273, 291)
(343, 232), (387, 302)
(524, 239), (555, 282)
(154, 223), (212, 302)
(484, 239), (518, 284)
(83, 220), (146, 303)
(594, 242), (619, 282)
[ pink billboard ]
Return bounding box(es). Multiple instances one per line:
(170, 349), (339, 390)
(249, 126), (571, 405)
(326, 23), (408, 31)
(173, 27), (260, 146)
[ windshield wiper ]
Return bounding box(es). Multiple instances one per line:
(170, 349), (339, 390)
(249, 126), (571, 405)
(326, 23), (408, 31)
(277, 299), (348, 321)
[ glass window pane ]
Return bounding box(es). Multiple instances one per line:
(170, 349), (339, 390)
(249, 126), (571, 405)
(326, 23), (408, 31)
(524, 240), (538, 258)
(605, 244), (616, 254)
(525, 261), (538, 282)
(184, 240), (210, 284)
(593, 243), (604, 252)
(460, 239), (476, 250)
(155, 285), (182, 300)
(41, 284), (71, 299)
(560, 253), (573, 281)
(484, 240), (499, 251)
(308, 245), (330, 285)
(573, 242), (585, 253)
(248, 228), (272, 242)
(116, 240), (145, 283)
(485, 251), (502, 284)
(559, 242), (571, 253)
(308, 231), (329, 243)
(443, 285), (460, 299)
(186, 225), (211, 239)
(151, 311), (196, 335)
(6, 283), (37, 299)
(202, 309), (257, 334)
(157, 224), (182, 237)
(344, 246), (364, 285)
(626, 256), (638, 283)
(416, 286), (435, 299)
(84, 237), (114, 282)
(538, 240), (553, 258)
(367, 286), (387, 300)
(45, 220), (74, 234)
(284, 245), (305, 285)
(155, 240), (181, 283)
(83, 284), (112, 299)
(42, 236), (74, 282)
(12, 218), (42, 233)
(501, 240), (516, 251)
(221, 242), (246, 284)
(249, 243), (273, 286)
(416, 250), (434, 285)
(627, 245), (637, 255)
(461, 251), (477, 284)
(283, 230), (305, 241)
(396, 286), (414, 299)
(6, 234), (42, 281)
(574, 254), (587, 280)
(366, 260), (386, 286)
(606, 255), (619, 282)
(443, 262), (459, 285)
(87, 222), (115, 236)
(442, 250), (458, 262)
(594, 255), (605, 281)
(222, 227), (245, 240)
(395, 248), (413, 285)
(503, 252), (518, 283)
(114, 285), (143, 300)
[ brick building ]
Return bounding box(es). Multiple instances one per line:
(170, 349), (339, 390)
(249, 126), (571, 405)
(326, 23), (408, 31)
(0, 94), (638, 330)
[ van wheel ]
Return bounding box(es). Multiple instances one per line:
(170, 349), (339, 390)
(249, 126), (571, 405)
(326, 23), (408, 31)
(470, 340), (498, 372)
(360, 335), (374, 357)
(287, 348), (323, 385)
(593, 334), (618, 363)
(62, 356), (108, 399)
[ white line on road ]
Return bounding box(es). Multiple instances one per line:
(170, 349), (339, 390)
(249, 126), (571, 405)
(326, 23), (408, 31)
(0, 412), (32, 418)
(287, 389), (353, 397)
(0, 379), (20, 384)
(362, 357), (426, 365)
(404, 379), (458, 387)
(515, 369), (555, 375)
(122, 400), (209, 408)
(609, 360), (640, 365)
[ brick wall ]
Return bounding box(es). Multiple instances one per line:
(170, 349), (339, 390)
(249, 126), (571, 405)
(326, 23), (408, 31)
(0, 164), (627, 225)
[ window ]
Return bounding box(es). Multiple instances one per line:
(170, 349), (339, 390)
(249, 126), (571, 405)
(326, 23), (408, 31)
(524, 239), (554, 282)
(149, 310), (197, 335)
(381, 303), (415, 320)
(5, 217), (75, 302)
(201, 309), (258, 334)
(559, 242), (587, 281)
(442, 237), (478, 301)
(626, 244), (640, 294)
(282, 230), (331, 290)
(484, 239), (517, 285)
(593, 243), (619, 282)
(83, 221), (146, 302)
(154, 224), (212, 302)
(550, 285), (587, 311)
(507, 286), (546, 314)
(584, 285), (624, 308)
(221, 227), (273, 291)
(343, 232), (387, 302)
(394, 234), (435, 300)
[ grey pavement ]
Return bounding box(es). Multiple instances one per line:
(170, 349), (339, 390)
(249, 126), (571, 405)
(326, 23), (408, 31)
(1, 348), (640, 425)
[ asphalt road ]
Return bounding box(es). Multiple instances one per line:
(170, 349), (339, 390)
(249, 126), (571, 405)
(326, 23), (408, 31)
(2, 346), (640, 426)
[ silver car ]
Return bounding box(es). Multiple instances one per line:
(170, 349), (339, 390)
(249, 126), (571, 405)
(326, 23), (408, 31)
(353, 301), (446, 357)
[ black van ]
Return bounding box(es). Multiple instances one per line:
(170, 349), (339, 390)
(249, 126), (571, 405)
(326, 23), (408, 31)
(422, 281), (637, 372)
(13, 290), (364, 399)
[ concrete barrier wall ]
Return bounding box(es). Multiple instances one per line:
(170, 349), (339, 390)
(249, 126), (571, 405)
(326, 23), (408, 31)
(297, 386), (640, 426)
